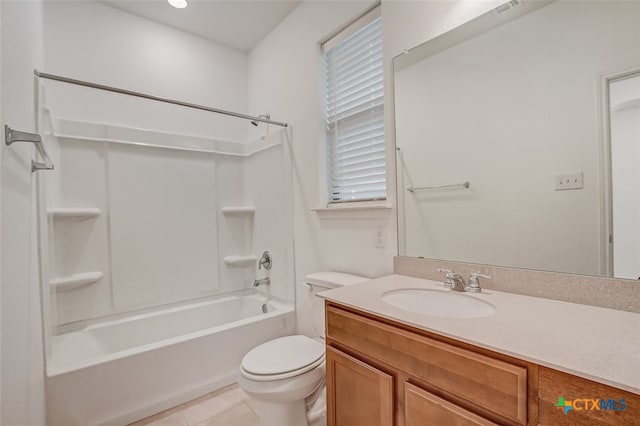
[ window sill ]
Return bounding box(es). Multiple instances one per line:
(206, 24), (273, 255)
(311, 202), (393, 219)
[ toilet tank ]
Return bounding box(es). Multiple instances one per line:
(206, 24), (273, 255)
(304, 272), (369, 338)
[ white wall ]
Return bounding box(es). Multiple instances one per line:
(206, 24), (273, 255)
(43, 0), (248, 142)
(0, 1), (47, 424)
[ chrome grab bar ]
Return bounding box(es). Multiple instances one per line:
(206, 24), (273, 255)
(5, 125), (54, 172)
(407, 181), (469, 193)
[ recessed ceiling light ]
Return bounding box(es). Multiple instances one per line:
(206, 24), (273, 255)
(168, 0), (187, 9)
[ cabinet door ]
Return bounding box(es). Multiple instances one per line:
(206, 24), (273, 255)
(326, 346), (394, 426)
(405, 382), (497, 426)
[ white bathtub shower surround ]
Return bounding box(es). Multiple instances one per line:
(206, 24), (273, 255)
(39, 79), (295, 423)
(44, 115), (291, 326)
(46, 291), (295, 425)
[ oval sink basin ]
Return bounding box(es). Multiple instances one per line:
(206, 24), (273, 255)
(381, 289), (495, 319)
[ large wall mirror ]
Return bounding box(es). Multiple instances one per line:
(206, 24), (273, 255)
(394, 0), (640, 279)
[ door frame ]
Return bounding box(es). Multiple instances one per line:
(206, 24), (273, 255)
(599, 66), (640, 277)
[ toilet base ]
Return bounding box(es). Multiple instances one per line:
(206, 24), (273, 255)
(237, 362), (325, 426)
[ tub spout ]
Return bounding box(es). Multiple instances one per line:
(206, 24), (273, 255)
(254, 277), (270, 287)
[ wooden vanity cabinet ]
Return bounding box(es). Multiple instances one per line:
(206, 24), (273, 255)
(325, 302), (639, 426)
(325, 302), (535, 426)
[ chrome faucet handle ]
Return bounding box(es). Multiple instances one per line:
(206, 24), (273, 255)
(258, 251), (272, 270)
(436, 268), (455, 288)
(466, 272), (491, 292)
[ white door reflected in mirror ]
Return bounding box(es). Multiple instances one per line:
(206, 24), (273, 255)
(610, 73), (640, 280)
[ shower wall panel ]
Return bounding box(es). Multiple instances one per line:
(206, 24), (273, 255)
(243, 136), (294, 303)
(53, 139), (113, 325)
(216, 156), (254, 292)
(108, 144), (219, 310)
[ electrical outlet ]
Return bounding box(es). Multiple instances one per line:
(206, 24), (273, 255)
(375, 226), (385, 248)
(554, 172), (583, 191)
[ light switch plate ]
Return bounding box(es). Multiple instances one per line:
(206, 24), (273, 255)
(555, 172), (583, 191)
(375, 226), (385, 248)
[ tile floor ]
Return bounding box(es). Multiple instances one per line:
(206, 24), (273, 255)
(130, 384), (262, 426)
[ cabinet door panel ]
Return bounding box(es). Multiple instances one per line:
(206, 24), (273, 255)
(405, 382), (497, 426)
(326, 346), (394, 426)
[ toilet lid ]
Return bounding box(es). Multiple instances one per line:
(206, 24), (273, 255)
(241, 335), (324, 377)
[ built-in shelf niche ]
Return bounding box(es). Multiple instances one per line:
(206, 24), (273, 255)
(221, 207), (256, 269)
(223, 255), (257, 267)
(48, 207), (101, 220)
(50, 271), (104, 292)
(221, 206), (255, 216)
(48, 208), (103, 293)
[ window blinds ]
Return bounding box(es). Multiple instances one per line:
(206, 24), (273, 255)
(322, 8), (385, 203)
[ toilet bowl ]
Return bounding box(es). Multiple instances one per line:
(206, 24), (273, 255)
(238, 272), (369, 426)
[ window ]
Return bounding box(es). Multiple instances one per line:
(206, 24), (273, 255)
(322, 6), (385, 203)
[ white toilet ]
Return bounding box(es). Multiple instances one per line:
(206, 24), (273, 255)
(238, 272), (369, 426)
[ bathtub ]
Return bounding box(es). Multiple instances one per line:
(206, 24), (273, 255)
(46, 291), (295, 425)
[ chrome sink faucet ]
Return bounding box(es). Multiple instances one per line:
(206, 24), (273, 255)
(436, 268), (467, 291)
(436, 269), (491, 293)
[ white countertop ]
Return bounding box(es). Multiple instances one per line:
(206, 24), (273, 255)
(319, 274), (640, 395)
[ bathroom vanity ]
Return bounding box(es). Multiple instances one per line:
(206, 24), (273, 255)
(321, 275), (640, 426)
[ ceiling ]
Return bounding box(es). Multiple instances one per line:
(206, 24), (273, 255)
(101, 0), (301, 52)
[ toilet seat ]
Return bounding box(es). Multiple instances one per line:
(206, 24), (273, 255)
(241, 335), (325, 381)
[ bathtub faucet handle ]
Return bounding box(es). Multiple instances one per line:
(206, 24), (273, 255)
(258, 251), (272, 270)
